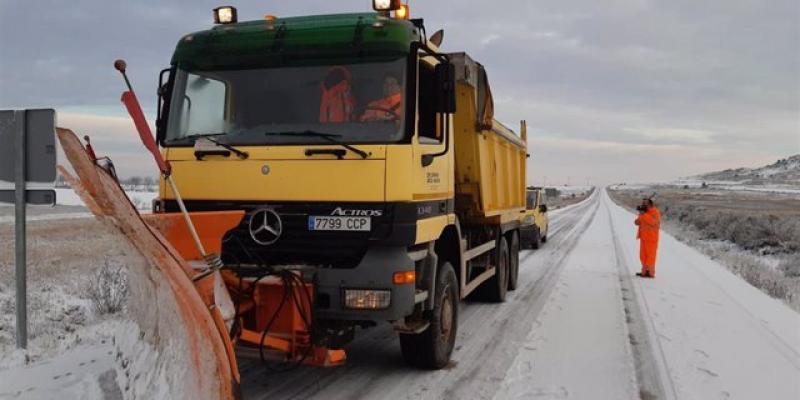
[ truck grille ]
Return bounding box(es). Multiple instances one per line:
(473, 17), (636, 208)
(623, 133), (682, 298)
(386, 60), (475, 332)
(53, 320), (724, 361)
(164, 201), (395, 268)
(224, 206), (383, 268)
(161, 200), (422, 267)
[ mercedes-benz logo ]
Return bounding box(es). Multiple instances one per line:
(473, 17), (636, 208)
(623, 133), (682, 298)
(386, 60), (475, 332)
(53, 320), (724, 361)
(248, 208), (283, 245)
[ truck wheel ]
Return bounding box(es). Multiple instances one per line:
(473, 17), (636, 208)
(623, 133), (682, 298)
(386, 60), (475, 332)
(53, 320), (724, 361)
(531, 229), (541, 250)
(485, 237), (509, 302)
(399, 262), (458, 369)
(508, 232), (520, 291)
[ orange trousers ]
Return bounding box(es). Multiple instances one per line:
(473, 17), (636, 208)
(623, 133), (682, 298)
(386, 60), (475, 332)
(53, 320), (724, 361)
(639, 239), (658, 277)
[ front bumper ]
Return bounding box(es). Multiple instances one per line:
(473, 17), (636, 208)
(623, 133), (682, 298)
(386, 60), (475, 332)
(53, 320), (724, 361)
(315, 246), (416, 322)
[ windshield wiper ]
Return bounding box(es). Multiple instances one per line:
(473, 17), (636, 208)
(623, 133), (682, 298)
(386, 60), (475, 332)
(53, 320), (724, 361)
(186, 133), (249, 159)
(264, 131), (369, 159)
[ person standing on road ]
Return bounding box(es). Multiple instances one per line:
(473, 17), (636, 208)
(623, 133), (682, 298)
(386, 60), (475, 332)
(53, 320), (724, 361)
(635, 198), (661, 278)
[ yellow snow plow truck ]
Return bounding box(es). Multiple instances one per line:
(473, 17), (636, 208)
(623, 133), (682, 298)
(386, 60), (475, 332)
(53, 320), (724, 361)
(59, 3), (529, 397)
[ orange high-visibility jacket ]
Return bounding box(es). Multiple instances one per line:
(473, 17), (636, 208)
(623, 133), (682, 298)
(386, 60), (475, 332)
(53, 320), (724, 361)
(320, 67), (355, 123)
(360, 93), (402, 121)
(635, 207), (661, 243)
(319, 81), (355, 123)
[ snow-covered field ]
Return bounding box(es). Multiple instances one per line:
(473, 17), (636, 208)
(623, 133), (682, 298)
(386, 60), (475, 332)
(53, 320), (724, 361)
(546, 185), (595, 210)
(0, 187), (162, 399)
(0, 188), (157, 224)
(2, 189), (798, 399)
(550, 185), (594, 196)
(54, 187), (157, 211)
(611, 181), (800, 195)
(613, 154), (800, 195)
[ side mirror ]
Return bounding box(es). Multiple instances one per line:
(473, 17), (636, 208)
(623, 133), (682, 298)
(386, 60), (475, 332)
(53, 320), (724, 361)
(156, 67), (174, 144)
(435, 63), (456, 113)
(539, 204), (548, 213)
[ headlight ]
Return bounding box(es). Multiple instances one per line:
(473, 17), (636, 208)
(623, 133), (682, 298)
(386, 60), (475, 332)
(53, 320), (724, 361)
(213, 6), (237, 24)
(344, 289), (391, 309)
(373, 0), (401, 11)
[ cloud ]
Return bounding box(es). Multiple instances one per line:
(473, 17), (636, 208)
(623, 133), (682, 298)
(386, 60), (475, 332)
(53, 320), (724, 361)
(56, 112), (156, 179)
(479, 34), (501, 48)
(2, 0), (798, 184)
(526, 136), (777, 186)
(624, 128), (717, 145)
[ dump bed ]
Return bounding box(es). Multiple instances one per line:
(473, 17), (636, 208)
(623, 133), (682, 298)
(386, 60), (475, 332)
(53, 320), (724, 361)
(450, 53), (527, 225)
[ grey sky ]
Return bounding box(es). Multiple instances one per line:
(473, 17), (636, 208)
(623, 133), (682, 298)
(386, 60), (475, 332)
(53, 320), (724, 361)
(1, 0), (798, 183)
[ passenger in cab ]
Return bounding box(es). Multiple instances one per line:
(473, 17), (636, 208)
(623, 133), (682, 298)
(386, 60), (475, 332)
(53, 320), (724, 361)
(319, 66), (355, 123)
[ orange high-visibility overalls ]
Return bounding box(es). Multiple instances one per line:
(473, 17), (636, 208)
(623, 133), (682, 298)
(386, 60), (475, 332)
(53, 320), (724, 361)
(635, 207), (661, 277)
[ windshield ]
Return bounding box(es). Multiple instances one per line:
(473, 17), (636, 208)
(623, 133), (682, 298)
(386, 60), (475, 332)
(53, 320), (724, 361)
(164, 58), (407, 146)
(526, 191), (540, 209)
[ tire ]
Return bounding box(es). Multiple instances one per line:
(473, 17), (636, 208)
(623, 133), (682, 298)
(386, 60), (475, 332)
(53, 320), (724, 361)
(531, 228), (541, 250)
(399, 262), (459, 369)
(508, 232), (520, 291)
(484, 237), (509, 302)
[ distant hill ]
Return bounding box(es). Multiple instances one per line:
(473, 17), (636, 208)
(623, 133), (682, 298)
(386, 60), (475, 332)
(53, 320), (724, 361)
(694, 155), (800, 185)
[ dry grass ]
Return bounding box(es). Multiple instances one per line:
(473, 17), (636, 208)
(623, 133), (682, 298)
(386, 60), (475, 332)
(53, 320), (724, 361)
(85, 259), (129, 315)
(0, 217), (140, 364)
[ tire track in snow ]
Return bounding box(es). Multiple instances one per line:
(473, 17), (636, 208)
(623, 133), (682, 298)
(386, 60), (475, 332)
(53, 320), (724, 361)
(440, 193), (601, 399)
(604, 191), (679, 400)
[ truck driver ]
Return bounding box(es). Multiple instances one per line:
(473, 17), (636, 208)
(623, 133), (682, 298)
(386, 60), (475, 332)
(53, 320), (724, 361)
(360, 75), (403, 122)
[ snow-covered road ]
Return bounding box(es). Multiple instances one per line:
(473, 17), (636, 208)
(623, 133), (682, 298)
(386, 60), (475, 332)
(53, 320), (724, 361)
(239, 189), (800, 400)
(3, 189), (798, 399)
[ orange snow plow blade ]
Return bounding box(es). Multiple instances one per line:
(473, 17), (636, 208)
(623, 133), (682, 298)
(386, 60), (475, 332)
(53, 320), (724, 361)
(56, 128), (241, 400)
(57, 127), (347, 399)
(142, 211), (243, 262)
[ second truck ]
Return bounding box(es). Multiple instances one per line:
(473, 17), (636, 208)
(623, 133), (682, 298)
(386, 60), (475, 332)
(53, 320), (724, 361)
(520, 187), (549, 249)
(150, 2), (528, 369)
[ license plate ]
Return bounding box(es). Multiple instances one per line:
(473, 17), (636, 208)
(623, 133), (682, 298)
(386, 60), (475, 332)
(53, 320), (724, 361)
(308, 216), (371, 231)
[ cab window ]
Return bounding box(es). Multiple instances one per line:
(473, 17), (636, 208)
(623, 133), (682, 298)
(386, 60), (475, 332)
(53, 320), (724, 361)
(526, 192), (536, 209)
(417, 61), (441, 144)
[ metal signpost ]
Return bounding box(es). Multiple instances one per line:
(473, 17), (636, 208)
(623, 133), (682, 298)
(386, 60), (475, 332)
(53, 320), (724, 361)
(0, 109), (57, 349)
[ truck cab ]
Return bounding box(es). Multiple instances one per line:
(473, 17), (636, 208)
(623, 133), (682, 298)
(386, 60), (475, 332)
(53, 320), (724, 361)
(520, 187), (549, 249)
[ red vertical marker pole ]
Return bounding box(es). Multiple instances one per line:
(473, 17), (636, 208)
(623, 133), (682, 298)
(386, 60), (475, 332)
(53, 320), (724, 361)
(114, 60), (221, 272)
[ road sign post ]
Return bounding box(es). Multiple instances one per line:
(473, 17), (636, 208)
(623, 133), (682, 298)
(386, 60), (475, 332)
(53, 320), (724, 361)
(0, 109), (57, 349)
(15, 111), (27, 349)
